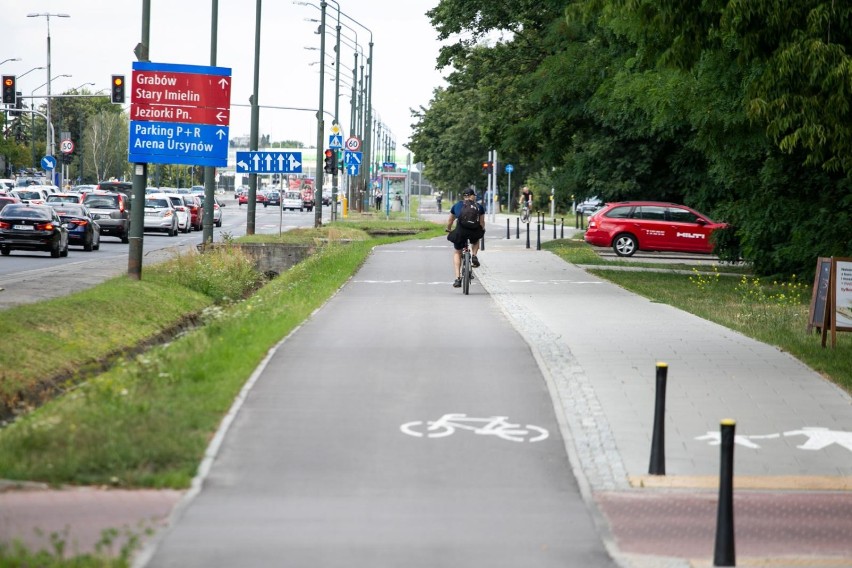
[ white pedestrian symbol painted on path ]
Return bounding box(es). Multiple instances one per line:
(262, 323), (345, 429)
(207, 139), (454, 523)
(784, 427), (852, 452)
(695, 427), (852, 453)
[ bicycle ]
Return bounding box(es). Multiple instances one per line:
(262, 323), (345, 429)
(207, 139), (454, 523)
(460, 241), (473, 294)
(520, 202), (531, 224)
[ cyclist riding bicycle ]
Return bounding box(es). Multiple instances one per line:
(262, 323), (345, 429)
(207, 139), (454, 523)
(519, 186), (534, 219)
(446, 188), (486, 288)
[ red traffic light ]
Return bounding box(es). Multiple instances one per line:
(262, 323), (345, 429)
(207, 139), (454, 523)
(325, 149), (334, 158)
(2, 78), (12, 87)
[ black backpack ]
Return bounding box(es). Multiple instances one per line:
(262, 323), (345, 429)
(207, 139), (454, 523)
(458, 201), (480, 229)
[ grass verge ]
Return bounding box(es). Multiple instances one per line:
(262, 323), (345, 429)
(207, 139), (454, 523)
(544, 238), (852, 393)
(0, 223), (443, 488)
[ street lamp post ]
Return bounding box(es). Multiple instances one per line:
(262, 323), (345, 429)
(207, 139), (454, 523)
(27, 12), (70, 171)
(30, 74), (70, 168)
(0, 58), (22, 67)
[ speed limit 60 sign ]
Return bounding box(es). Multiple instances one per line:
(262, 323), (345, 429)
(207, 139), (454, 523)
(60, 139), (75, 154)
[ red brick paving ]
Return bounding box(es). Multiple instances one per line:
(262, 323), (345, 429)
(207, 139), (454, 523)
(596, 490), (852, 561)
(0, 488), (182, 555)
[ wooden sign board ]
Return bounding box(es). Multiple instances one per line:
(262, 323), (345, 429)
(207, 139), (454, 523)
(828, 257), (852, 348)
(808, 257), (832, 333)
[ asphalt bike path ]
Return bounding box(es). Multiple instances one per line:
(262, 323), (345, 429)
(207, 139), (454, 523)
(137, 235), (617, 567)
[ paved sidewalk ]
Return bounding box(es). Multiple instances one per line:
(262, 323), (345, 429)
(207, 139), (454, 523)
(471, 212), (852, 567)
(1, 207), (851, 567)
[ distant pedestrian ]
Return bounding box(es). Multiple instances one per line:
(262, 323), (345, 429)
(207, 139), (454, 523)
(436, 191), (443, 213)
(375, 188), (382, 211)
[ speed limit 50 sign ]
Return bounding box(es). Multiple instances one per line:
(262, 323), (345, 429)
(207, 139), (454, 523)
(60, 139), (75, 154)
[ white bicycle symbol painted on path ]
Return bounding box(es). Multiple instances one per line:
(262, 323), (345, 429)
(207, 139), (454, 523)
(400, 413), (549, 443)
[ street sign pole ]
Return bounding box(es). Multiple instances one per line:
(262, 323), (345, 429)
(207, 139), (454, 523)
(203, 0), (220, 246)
(129, 0), (151, 281)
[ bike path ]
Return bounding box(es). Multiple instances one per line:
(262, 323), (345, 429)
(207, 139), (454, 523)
(138, 237), (618, 567)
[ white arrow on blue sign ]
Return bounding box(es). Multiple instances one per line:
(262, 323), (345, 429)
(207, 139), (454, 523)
(344, 150), (362, 165)
(41, 155), (57, 170)
(235, 151), (303, 174)
(329, 135), (343, 149)
(347, 163), (360, 176)
(505, 164), (514, 173)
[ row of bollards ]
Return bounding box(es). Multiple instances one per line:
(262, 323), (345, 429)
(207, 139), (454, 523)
(648, 363), (736, 567)
(504, 217), (565, 248)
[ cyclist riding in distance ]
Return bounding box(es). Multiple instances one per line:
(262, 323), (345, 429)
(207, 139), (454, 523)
(446, 188), (486, 288)
(519, 186), (534, 213)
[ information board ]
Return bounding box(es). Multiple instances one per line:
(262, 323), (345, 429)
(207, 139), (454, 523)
(128, 61), (231, 167)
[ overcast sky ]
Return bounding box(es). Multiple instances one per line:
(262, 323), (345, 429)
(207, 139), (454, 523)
(3, 0), (448, 161)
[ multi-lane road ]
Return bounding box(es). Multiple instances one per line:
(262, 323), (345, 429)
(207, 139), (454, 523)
(0, 196), (326, 310)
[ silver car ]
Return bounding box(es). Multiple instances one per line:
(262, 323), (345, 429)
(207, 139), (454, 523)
(143, 194), (178, 236)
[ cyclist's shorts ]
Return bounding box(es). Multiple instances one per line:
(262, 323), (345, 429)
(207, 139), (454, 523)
(448, 226), (484, 250)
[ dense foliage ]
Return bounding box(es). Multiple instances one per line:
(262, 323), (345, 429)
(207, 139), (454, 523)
(408, 0), (852, 277)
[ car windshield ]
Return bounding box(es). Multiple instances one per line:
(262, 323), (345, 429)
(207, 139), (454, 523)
(145, 198), (170, 208)
(0, 205), (50, 219)
(14, 191), (41, 200)
(54, 205), (86, 216)
(167, 196), (183, 206)
(84, 196), (119, 209)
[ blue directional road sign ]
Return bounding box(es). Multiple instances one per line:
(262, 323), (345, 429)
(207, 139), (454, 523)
(235, 151), (303, 174)
(328, 134), (343, 149)
(41, 155), (56, 170)
(129, 122), (229, 167)
(505, 163), (514, 173)
(343, 150), (362, 175)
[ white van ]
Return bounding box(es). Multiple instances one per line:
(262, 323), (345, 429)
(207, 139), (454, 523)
(282, 190), (303, 211)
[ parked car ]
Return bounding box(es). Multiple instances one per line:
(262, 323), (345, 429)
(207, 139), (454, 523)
(46, 193), (83, 205)
(0, 195), (22, 212)
(10, 187), (50, 205)
(575, 196), (603, 215)
(165, 194), (192, 233)
(142, 194), (178, 236)
(199, 195), (224, 227)
(0, 203), (69, 257)
(51, 203), (101, 251)
(0, 179), (15, 192)
(181, 194), (203, 231)
(82, 191), (131, 243)
(190, 185), (205, 196)
(282, 190), (303, 211)
(584, 201), (728, 257)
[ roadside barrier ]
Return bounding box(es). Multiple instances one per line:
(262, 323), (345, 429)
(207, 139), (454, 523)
(714, 419), (736, 566)
(536, 221), (541, 250)
(648, 362), (668, 475)
(526, 221), (530, 249)
(506, 218), (510, 239)
(517, 217), (520, 239)
(560, 217), (564, 239)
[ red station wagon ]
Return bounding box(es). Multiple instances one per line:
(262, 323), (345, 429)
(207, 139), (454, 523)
(584, 201), (728, 257)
